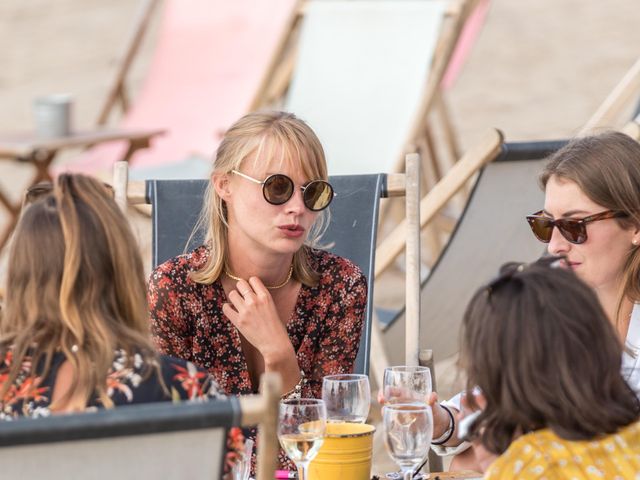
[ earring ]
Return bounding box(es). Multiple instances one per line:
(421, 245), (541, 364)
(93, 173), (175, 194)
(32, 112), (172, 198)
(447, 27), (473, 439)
(633, 239), (639, 246)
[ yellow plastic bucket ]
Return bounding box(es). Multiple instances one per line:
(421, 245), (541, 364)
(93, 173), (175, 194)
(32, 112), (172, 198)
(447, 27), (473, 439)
(308, 422), (375, 480)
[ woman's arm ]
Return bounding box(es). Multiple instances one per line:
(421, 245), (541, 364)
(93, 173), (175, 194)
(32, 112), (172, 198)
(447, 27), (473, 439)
(148, 268), (193, 361)
(305, 267), (367, 398)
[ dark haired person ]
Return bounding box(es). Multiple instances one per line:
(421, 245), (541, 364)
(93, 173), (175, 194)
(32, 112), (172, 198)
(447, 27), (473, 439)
(462, 259), (640, 478)
(432, 132), (640, 468)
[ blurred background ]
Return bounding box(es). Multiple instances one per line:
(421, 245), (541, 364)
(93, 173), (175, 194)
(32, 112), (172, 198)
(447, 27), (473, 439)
(2, 0), (640, 473)
(2, 0), (640, 370)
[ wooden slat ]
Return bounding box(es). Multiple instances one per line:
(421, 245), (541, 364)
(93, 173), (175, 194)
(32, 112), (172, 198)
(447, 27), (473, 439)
(240, 372), (282, 480)
(579, 56), (640, 135)
(375, 128), (503, 278)
(96, 0), (161, 125)
(405, 154), (421, 367)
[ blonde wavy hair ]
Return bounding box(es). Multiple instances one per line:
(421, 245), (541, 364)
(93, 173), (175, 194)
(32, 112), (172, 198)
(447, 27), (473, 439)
(190, 111), (330, 287)
(1, 174), (157, 410)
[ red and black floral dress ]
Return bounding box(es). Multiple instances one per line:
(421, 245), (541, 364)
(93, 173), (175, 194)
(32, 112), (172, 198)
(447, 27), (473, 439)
(0, 349), (223, 420)
(148, 246), (368, 468)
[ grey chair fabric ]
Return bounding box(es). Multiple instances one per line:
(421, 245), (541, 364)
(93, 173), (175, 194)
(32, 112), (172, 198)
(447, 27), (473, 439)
(0, 398), (238, 479)
(381, 141), (567, 365)
(145, 174), (388, 375)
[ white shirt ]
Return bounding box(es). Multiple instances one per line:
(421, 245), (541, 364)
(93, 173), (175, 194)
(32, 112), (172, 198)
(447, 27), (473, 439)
(622, 303), (640, 395)
(433, 306), (640, 457)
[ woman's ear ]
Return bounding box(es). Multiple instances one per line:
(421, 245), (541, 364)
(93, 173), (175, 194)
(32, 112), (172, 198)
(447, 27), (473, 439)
(630, 221), (640, 247)
(212, 172), (231, 201)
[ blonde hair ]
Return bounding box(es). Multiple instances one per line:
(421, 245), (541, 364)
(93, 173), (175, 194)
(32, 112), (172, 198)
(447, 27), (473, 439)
(540, 131), (640, 325)
(190, 111), (330, 286)
(1, 174), (157, 410)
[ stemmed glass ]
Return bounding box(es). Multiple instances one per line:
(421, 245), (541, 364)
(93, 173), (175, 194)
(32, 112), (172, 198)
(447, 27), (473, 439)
(383, 403), (434, 480)
(382, 366), (432, 405)
(278, 398), (327, 480)
(322, 374), (371, 423)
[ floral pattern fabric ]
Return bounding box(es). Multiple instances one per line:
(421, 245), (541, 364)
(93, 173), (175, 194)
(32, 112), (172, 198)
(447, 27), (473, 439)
(148, 246), (367, 469)
(0, 349), (223, 420)
(485, 421), (640, 479)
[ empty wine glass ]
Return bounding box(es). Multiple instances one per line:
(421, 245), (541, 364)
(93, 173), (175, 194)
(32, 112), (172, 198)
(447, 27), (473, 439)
(383, 366), (432, 405)
(383, 403), (433, 480)
(322, 374), (371, 423)
(278, 398), (327, 480)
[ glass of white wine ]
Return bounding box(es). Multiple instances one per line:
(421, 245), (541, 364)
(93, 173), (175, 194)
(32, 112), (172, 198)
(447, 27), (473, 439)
(383, 403), (433, 480)
(278, 398), (327, 480)
(322, 374), (371, 423)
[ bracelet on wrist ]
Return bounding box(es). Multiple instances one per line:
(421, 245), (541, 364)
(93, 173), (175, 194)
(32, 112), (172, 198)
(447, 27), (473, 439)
(281, 370), (306, 400)
(431, 403), (455, 445)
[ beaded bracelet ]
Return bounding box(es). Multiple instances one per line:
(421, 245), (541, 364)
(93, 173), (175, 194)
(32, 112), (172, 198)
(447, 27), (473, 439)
(281, 370), (306, 400)
(431, 403), (456, 445)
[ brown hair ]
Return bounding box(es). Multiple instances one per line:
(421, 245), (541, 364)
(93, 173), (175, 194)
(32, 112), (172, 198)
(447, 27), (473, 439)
(462, 259), (640, 454)
(540, 131), (640, 322)
(1, 174), (157, 410)
(190, 111), (329, 287)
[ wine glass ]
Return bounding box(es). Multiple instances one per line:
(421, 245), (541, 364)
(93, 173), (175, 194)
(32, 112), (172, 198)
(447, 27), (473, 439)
(383, 366), (432, 405)
(322, 374), (371, 423)
(278, 398), (327, 480)
(383, 403), (433, 480)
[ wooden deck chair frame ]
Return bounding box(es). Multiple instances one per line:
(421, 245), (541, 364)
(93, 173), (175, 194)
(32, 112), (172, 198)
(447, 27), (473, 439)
(277, 0), (488, 265)
(96, 0), (304, 127)
(375, 119), (640, 366)
(0, 372), (281, 480)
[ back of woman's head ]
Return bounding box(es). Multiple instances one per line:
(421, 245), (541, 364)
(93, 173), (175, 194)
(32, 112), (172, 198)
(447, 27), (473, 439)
(2, 174), (153, 409)
(463, 258), (640, 454)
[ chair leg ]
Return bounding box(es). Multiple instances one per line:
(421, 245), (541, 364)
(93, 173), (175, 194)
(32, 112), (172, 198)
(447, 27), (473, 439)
(419, 349), (444, 473)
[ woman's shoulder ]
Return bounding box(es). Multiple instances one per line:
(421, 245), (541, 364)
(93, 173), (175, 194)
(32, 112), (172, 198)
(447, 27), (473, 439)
(308, 248), (366, 286)
(487, 423), (640, 479)
(150, 245), (210, 281)
(157, 354), (224, 401)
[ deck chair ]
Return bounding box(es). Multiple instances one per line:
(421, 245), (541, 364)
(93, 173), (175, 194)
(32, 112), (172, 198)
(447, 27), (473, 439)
(380, 140), (567, 365)
(0, 372), (281, 480)
(140, 174), (402, 376)
(284, 0), (482, 184)
(64, 0), (300, 177)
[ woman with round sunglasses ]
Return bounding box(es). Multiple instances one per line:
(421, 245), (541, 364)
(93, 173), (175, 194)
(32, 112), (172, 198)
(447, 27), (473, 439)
(147, 111), (367, 468)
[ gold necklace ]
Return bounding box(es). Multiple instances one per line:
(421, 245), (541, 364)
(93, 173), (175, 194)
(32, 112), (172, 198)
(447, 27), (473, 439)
(224, 264), (294, 290)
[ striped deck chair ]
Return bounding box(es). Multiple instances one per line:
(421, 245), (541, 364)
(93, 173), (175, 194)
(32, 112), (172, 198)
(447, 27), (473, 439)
(63, 0), (300, 178)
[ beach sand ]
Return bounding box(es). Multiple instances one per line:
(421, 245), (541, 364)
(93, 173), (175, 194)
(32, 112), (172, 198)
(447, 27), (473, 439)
(1, 0), (640, 474)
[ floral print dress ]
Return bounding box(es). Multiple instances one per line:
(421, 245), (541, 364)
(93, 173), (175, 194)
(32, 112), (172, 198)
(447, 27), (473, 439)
(0, 348), (223, 420)
(148, 245), (368, 468)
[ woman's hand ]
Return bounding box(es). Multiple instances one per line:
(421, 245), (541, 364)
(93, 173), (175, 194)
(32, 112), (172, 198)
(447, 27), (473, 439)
(222, 277), (295, 366)
(377, 389), (454, 440)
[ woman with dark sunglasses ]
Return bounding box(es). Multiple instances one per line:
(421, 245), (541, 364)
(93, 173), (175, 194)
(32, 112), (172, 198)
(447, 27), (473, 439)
(528, 131), (640, 394)
(430, 132), (640, 471)
(147, 111), (367, 468)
